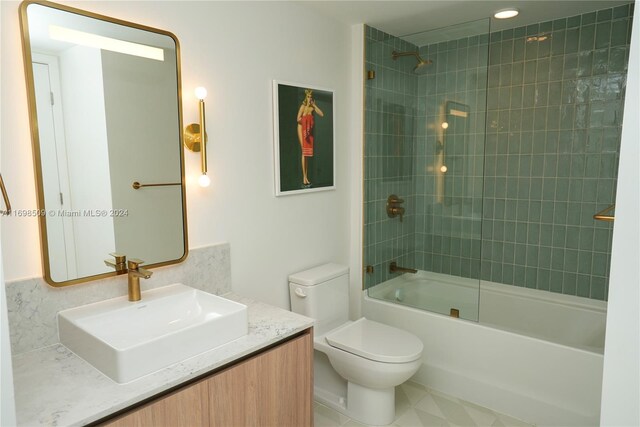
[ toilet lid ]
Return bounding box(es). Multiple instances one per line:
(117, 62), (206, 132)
(325, 318), (423, 364)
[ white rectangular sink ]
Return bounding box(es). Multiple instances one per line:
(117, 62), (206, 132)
(58, 284), (248, 383)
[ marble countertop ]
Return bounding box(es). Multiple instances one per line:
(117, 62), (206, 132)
(12, 293), (314, 427)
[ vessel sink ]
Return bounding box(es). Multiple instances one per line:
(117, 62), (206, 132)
(58, 284), (248, 383)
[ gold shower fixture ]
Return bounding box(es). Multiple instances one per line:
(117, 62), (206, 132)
(184, 87), (210, 187)
(391, 50), (432, 75)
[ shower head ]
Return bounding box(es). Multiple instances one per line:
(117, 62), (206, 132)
(392, 50), (433, 75)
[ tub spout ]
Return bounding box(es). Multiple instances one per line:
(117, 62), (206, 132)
(389, 262), (417, 274)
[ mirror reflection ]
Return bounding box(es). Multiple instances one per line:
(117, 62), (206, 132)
(22, 2), (187, 285)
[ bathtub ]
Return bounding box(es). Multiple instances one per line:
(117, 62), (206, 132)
(363, 271), (607, 427)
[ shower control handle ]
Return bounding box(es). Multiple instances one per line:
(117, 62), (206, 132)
(387, 194), (405, 222)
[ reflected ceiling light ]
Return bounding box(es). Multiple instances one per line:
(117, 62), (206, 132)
(184, 87), (210, 188)
(494, 8), (519, 19)
(49, 25), (164, 61)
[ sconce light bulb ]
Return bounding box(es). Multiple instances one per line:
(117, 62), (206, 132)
(198, 173), (211, 187)
(440, 165), (448, 173)
(195, 86), (208, 100)
(441, 122), (449, 129)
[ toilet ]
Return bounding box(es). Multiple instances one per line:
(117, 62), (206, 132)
(289, 263), (423, 426)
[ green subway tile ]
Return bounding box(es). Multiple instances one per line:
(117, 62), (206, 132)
(526, 245), (539, 266)
(552, 226), (567, 248)
(501, 40), (514, 63)
(504, 221), (516, 242)
(551, 30), (566, 56)
(554, 18), (567, 30)
(502, 264), (515, 284)
(523, 61), (537, 84)
(590, 276), (606, 300)
(565, 28), (580, 54)
(525, 39), (539, 60)
(592, 252), (609, 276)
(503, 242), (515, 263)
(539, 246), (552, 268)
(563, 273), (577, 295)
(514, 266), (526, 286)
(515, 244), (527, 265)
(579, 227), (595, 251)
(516, 223), (528, 244)
(593, 228), (611, 252)
(576, 275), (590, 297)
(582, 12), (597, 25)
(595, 22), (612, 48)
(549, 57), (564, 81)
(577, 51), (593, 77)
(578, 250), (592, 274)
(567, 16), (582, 29)
(564, 249), (579, 272)
(540, 21), (553, 33)
(592, 48), (609, 75)
(525, 267), (538, 288)
(530, 178), (543, 200)
(613, 4), (629, 19)
(537, 268), (551, 291)
(611, 19), (629, 46)
(538, 38), (551, 58)
(549, 270), (563, 293)
(579, 25), (595, 51)
(563, 53), (578, 78)
(515, 26), (526, 38)
(512, 39), (525, 63)
(567, 202), (582, 225)
(597, 8), (613, 22)
(526, 24), (540, 36)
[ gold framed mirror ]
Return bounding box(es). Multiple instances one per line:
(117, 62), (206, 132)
(19, 0), (188, 287)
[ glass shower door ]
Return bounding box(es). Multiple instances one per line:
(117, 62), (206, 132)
(364, 19), (491, 321)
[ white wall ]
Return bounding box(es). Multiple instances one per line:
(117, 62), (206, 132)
(0, 5), (17, 422)
(1, 1), (352, 309)
(600, 15), (640, 427)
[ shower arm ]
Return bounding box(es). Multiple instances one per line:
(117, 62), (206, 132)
(391, 50), (425, 62)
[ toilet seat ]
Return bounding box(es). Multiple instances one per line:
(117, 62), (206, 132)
(325, 318), (423, 363)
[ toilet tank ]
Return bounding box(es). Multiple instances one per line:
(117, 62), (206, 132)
(289, 263), (349, 335)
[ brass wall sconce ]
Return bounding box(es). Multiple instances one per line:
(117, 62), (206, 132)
(184, 87), (210, 187)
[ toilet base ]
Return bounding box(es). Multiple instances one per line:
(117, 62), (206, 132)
(314, 382), (395, 426)
(347, 382), (395, 426)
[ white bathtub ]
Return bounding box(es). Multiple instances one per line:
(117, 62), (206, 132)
(363, 271), (607, 427)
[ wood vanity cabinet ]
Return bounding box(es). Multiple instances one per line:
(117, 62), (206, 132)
(101, 329), (313, 427)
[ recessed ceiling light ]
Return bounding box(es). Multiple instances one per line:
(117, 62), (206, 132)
(494, 8), (519, 19)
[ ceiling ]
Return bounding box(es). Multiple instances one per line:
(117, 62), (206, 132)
(304, 0), (633, 45)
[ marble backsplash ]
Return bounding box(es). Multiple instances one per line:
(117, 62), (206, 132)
(6, 243), (232, 356)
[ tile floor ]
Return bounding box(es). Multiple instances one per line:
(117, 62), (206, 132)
(313, 381), (535, 427)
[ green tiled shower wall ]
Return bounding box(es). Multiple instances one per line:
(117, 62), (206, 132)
(364, 3), (632, 301)
(363, 27), (419, 288)
(415, 22), (491, 282)
(479, 4), (632, 300)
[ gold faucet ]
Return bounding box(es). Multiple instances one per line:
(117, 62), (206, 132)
(389, 261), (417, 274)
(126, 259), (153, 302)
(104, 252), (127, 274)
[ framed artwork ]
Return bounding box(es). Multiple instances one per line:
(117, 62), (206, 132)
(272, 81), (335, 196)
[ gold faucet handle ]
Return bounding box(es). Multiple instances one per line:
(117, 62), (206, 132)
(128, 259), (145, 270)
(104, 252), (127, 273)
(108, 252), (127, 264)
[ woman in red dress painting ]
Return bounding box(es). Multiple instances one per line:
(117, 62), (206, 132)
(297, 89), (324, 187)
